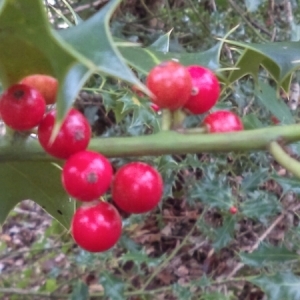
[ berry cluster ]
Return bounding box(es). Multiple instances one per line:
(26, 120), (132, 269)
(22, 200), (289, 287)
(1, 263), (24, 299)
(0, 75), (164, 253)
(146, 60), (244, 132)
(0, 61), (242, 252)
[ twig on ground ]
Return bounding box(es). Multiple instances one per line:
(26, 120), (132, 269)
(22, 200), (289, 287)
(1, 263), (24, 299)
(224, 202), (300, 279)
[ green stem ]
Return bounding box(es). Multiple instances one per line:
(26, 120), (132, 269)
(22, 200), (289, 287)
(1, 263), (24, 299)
(161, 109), (172, 130)
(172, 109), (187, 130)
(2, 124), (300, 161)
(268, 141), (300, 178)
(176, 126), (207, 134)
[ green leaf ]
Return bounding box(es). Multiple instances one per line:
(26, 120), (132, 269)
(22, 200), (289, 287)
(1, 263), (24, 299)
(99, 272), (125, 300)
(121, 251), (164, 269)
(272, 174), (300, 194)
(241, 169), (268, 192)
(250, 272), (300, 300)
(191, 181), (233, 210)
(242, 114), (264, 129)
(172, 284), (192, 299)
(73, 249), (113, 267)
(70, 281), (89, 300)
(0, 0), (88, 124)
(0, 0), (144, 126)
(228, 48), (265, 84)
(226, 39), (300, 92)
(119, 42), (220, 74)
(149, 30), (172, 52)
(241, 191), (281, 224)
(60, 0), (145, 95)
(0, 0), (71, 86)
(240, 243), (299, 267)
(118, 235), (141, 253)
(255, 80), (294, 125)
(213, 216), (235, 250)
(0, 161), (74, 228)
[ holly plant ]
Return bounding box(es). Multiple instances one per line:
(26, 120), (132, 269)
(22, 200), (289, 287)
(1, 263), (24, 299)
(2, 0), (300, 299)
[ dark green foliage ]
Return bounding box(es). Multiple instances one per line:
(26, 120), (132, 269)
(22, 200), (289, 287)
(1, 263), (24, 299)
(1, 1), (300, 300)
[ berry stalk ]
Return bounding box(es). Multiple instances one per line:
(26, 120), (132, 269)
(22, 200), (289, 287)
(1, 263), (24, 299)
(268, 141), (300, 179)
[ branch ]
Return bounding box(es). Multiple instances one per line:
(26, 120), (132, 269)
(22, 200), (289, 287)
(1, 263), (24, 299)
(1, 124), (300, 161)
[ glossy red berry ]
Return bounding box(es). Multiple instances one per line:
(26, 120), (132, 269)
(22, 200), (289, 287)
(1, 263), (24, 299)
(71, 201), (122, 252)
(146, 61), (192, 111)
(62, 150), (113, 202)
(20, 74), (58, 105)
(150, 103), (160, 112)
(112, 162), (163, 214)
(0, 84), (46, 130)
(184, 65), (220, 114)
(229, 206), (238, 215)
(38, 108), (91, 159)
(203, 110), (244, 133)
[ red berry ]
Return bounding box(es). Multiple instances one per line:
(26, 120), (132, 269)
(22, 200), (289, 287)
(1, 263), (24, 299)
(203, 110), (244, 133)
(184, 65), (220, 114)
(71, 201), (122, 252)
(229, 206), (238, 214)
(62, 150), (113, 202)
(112, 162), (163, 214)
(150, 103), (160, 112)
(271, 116), (280, 125)
(146, 61), (192, 111)
(20, 74), (58, 105)
(0, 84), (46, 130)
(38, 108), (91, 159)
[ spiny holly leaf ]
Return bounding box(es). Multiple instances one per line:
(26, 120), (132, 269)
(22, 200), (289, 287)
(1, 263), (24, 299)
(0, 0), (144, 125)
(241, 169), (269, 192)
(190, 179), (233, 210)
(99, 271), (126, 300)
(213, 216), (235, 251)
(59, 0), (146, 95)
(149, 30), (172, 52)
(272, 174), (300, 194)
(119, 42), (221, 74)
(228, 48), (265, 84)
(241, 191), (281, 224)
(0, 0), (88, 125)
(71, 281), (89, 300)
(121, 251), (165, 271)
(250, 272), (300, 300)
(240, 243), (299, 267)
(226, 39), (300, 93)
(0, 161), (74, 228)
(0, 0), (70, 87)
